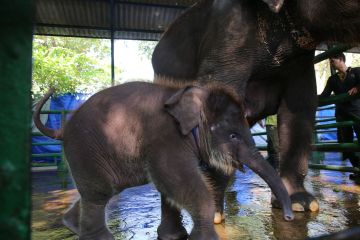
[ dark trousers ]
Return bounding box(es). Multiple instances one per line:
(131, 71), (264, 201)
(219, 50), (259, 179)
(266, 125), (280, 169)
(336, 111), (360, 168)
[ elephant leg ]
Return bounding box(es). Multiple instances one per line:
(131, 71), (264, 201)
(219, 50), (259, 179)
(157, 195), (188, 240)
(276, 64), (319, 212)
(78, 198), (114, 240)
(201, 163), (233, 224)
(186, 184), (218, 240)
(151, 157), (218, 240)
(63, 199), (80, 234)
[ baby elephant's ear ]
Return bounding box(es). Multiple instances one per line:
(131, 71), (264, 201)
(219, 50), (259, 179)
(165, 86), (208, 135)
(262, 0), (284, 13)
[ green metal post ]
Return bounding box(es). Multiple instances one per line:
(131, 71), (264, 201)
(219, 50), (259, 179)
(0, 1), (33, 239)
(57, 110), (68, 188)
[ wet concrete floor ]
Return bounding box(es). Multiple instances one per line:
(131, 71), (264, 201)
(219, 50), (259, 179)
(31, 153), (360, 240)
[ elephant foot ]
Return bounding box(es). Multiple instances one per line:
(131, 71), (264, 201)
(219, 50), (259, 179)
(63, 216), (79, 235)
(213, 212), (225, 224)
(63, 200), (80, 235)
(189, 229), (219, 240)
(79, 228), (115, 240)
(157, 224), (188, 240)
(272, 192), (319, 212)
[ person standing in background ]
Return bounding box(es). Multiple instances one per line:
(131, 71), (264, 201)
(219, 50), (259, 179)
(319, 52), (360, 180)
(260, 114), (280, 170)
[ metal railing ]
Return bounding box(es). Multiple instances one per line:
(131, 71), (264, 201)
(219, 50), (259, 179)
(31, 110), (71, 172)
(255, 92), (360, 174)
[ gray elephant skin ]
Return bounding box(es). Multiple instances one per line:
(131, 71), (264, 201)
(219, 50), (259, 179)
(33, 81), (294, 240)
(152, 0), (360, 219)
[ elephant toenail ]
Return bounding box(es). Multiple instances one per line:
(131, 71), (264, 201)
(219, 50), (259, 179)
(309, 200), (319, 212)
(292, 203), (305, 212)
(213, 212), (223, 224)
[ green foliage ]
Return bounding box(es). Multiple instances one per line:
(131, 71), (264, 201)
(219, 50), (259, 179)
(137, 41), (157, 60)
(32, 36), (117, 98)
(350, 53), (360, 67)
(315, 57), (331, 93)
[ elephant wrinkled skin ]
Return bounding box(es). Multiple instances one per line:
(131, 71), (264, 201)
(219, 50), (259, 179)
(152, 0), (360, 219)
(33, 81), (294, 240)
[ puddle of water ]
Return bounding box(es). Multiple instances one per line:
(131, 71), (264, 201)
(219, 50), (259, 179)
(31, 154), (360, 240)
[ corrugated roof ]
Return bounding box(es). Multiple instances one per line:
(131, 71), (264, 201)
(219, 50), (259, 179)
(34, 0), (198, 40)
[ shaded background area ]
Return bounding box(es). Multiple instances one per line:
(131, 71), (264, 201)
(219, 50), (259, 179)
(32, 153), (360, 240)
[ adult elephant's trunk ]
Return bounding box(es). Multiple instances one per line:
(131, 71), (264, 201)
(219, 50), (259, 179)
(238, 144), (294, 221)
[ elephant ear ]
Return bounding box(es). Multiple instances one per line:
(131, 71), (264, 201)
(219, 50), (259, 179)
(152, 1), (212, 79)
(262, 0), (284, 13)
(165, 86), (208, 135)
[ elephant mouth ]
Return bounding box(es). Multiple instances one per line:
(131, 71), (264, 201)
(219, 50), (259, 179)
(208, 150), (237, 176)
(232, 159), (246, 173)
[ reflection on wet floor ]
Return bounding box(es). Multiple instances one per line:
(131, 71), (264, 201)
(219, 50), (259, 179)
(31, 153), (360, 240)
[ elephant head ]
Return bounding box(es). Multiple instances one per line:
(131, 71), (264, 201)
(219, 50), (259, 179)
(165, 85), (294, 221)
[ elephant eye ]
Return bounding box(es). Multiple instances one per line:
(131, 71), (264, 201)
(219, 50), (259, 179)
(229, 133), (240, 140)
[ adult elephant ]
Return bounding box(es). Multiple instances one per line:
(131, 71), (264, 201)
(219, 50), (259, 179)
(152, 0), (360, 222)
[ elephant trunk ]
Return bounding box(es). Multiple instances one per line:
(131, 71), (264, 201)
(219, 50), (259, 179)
(238, 146), (294, 221)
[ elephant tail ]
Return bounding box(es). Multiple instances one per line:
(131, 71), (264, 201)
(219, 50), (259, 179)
(33, 88), (63, 140)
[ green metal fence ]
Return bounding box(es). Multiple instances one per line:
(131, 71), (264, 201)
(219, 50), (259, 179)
(31, 110), (70, 172)
(33, 92), (360, 175)
(256, 92), (360, 174)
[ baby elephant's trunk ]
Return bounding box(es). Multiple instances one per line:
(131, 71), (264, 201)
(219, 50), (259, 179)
(239, 146), (294, 221)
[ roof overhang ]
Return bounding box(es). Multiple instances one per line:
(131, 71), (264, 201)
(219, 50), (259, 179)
(34, 0), (197, 40)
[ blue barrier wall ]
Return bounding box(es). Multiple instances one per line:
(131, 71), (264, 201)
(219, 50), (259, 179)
(31, 93), (89, 163)
(32, 99), (339, 163)
(316, 105), (337, 141)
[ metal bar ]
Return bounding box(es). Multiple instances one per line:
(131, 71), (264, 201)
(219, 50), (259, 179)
(315, 121), (355, 129)
(318, 93), (360, 107)
(313, 44), (353, 64)
(316, 130), (337, 134)
(35, 23), (164, 34)
(31, 166), (58, 172)
(115, 0), (190, 9)
(31, 153), (62, 158)
(31, 162), (57, 167)
(252, 131), (266, 136)
(312, 143), (360, 152)
(256, 145), (267, 151)
(110, 0), (115, 86)
(257, 143), (360, 152)
(35, 32), (161, 41)
(315, 140), (338, 143)
(32, 142), (62, 146)
(36, 110), (73, 114)
(317, 106), (335, 111)
(58, 111), (68, 187)
(309, 164), (360, 173)
(32, 132), (47, 136)
(315, 117), (336, 123)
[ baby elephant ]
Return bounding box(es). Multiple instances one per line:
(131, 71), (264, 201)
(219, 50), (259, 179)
(34, 81), (294, 240)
